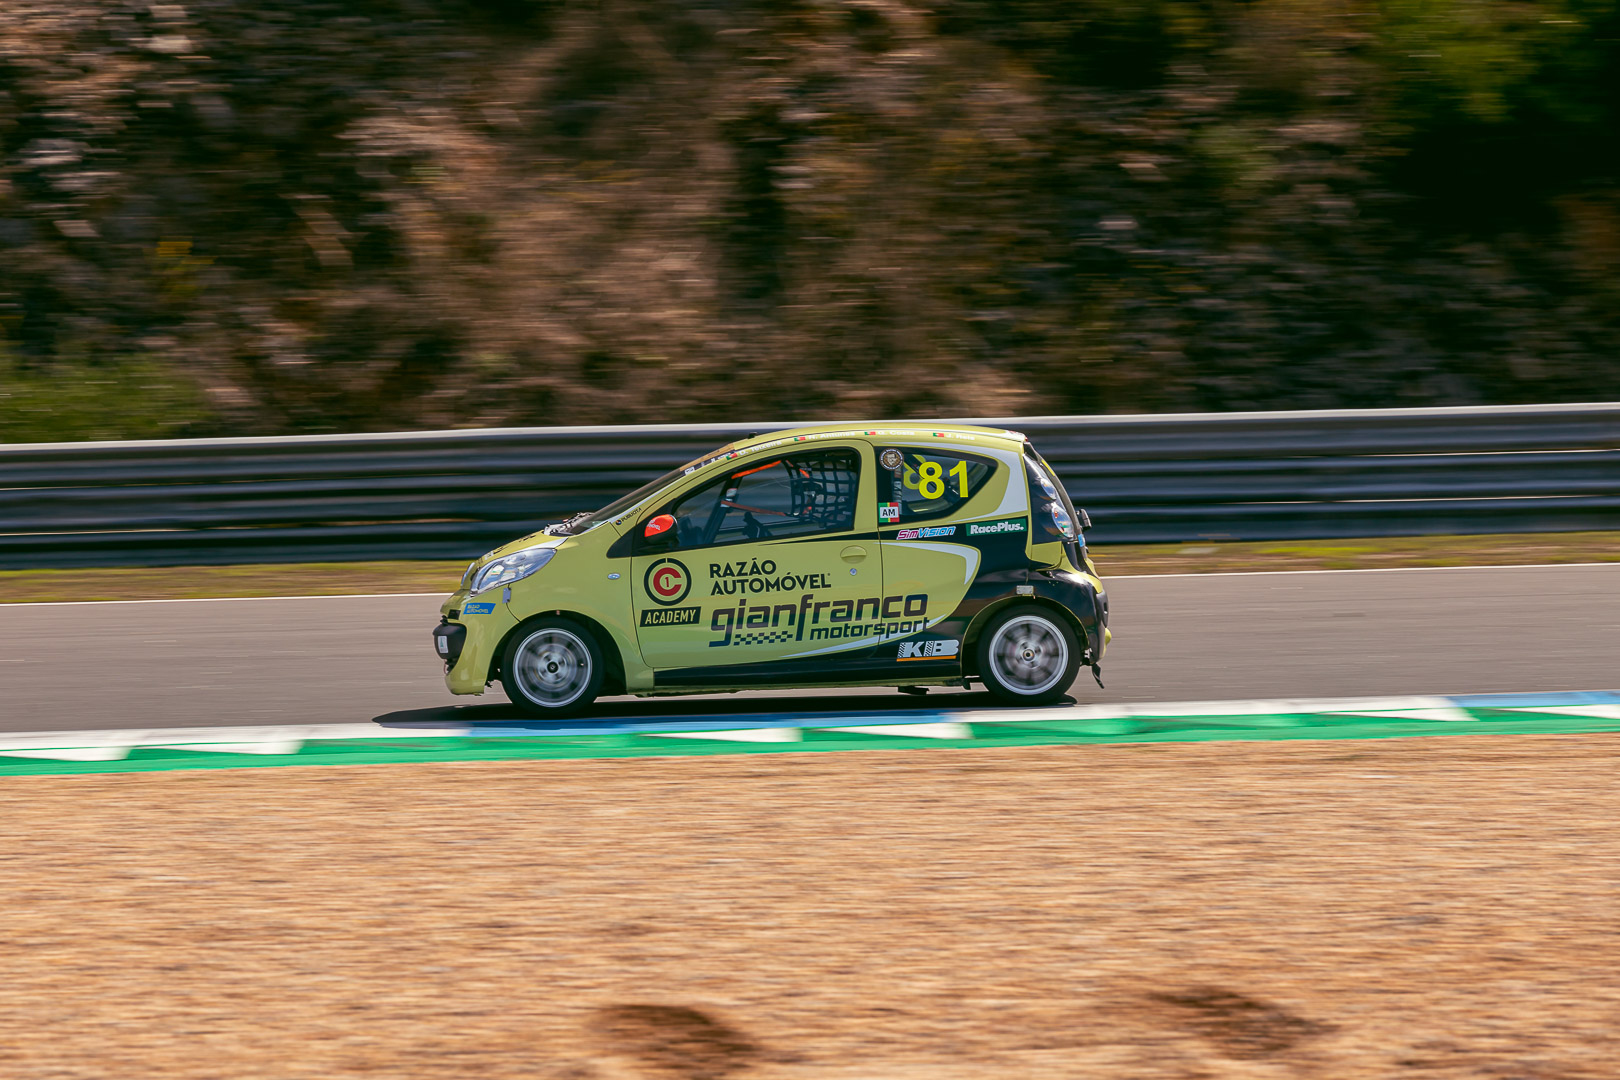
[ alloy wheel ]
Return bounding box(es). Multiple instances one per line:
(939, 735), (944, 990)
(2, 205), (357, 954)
(987, 613), (1069, 696)
(512, 628), (594, 708)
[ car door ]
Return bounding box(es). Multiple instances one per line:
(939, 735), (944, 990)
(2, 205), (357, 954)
(631, 444), (884, 673)
(875, 443), (1028, 662)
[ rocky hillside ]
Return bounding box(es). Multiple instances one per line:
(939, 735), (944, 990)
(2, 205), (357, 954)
(4, 0), (1619, 439)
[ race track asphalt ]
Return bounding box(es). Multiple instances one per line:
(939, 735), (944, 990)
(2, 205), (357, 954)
(3, 564), (1617, 733)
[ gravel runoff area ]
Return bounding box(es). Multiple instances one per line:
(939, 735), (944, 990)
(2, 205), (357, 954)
(3, 735), (1616, 1079)
(5, 531), (1620, 603)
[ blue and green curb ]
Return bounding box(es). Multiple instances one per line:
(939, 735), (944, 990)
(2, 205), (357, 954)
(2, 691), (1617, 776)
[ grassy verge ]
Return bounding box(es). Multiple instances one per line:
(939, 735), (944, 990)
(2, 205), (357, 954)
(1, 561), (465, 604)
(1089, 530), (1620, 576)
(2, 532), (1616, 604)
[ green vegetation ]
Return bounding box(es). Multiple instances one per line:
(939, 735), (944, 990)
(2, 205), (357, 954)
(0, 350), (209, 443)
(3, 2), (1620, 439)
(5, 533), (1616, 603)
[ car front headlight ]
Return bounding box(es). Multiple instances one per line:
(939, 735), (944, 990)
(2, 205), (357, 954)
(471, 546), (557, 594)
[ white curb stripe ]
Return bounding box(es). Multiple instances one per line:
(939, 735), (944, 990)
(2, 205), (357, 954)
(1499, 704), (1620, 720)
(962, 695), (1474, 724)
(0, 724), (462, 752)
(1, 692), (1616, 763)
(1320, 697), (1476, 723)
(1328, 707), (1475, 723)
(644, 728), (802, 742)
(151, 740), (305, 755)
(0, 747), (129, 761)
(826, 722), (973, 739)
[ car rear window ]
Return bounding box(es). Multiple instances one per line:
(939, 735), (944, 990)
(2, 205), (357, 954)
(876, 447), (996, 523)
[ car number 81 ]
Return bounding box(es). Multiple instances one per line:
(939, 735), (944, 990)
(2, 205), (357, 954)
(903, 458), (971, 500)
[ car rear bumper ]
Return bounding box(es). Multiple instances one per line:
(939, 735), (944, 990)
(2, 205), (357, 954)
(1028, 568), (1107, 663)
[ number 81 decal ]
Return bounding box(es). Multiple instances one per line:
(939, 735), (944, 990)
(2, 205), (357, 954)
(903, 457), (971, 500)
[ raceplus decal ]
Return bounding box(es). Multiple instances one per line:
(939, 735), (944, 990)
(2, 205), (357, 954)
(709, 593), (929, 648)
(967, 516), (1027, 536)
(707, 559), (832, 597)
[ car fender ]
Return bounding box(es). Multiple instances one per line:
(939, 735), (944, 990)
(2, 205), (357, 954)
(961, 574), (1105, 673)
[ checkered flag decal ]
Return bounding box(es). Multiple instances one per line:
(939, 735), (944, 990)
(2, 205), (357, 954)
(734, 629), (796, 646)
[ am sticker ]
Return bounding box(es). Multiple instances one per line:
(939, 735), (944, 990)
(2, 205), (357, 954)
(879, 502), (901, 523)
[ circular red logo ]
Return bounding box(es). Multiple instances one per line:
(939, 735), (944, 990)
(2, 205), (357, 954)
(644, 557), (691, 606)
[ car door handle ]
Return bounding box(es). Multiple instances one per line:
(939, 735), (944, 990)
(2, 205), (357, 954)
(840, 545), (867, 562)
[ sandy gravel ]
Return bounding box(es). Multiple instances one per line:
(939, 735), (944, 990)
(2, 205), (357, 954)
(2, 736), (1617, 1079)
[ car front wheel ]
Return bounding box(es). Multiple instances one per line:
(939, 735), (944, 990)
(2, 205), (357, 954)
(501, 618), (605, 717)
(977, 606), (1080, 706)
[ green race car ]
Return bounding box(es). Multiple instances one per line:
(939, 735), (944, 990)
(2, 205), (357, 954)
(431, 423), (1109, 715)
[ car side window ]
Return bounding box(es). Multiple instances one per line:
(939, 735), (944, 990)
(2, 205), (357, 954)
(658, 448), (861, 549)
(877, 447), (995, 523)
(663, 473), (727, 548)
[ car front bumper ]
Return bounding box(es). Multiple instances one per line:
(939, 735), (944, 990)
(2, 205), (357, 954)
(433, 593), (519, 695)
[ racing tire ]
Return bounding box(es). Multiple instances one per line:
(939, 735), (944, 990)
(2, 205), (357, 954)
(501, 617), (605, 717)
(976, 605), (1081, 706)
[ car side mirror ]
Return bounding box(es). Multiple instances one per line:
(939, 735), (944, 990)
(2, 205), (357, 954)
(1077, 508), (1092, 532)
(642, 513), (677, 547)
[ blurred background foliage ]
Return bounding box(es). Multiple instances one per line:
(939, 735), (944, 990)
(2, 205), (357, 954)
(3, 0), (1620, 440)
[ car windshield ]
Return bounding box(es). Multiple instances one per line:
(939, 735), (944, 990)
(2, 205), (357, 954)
(554, 443), (736, 534)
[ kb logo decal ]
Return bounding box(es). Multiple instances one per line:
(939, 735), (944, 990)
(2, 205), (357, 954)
(644, 557), (692, 606)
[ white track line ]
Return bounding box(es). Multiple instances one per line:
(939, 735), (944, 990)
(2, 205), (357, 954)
(6, 562), (1618, 608)
(1108, 562), (1620, 580)
(5, 592), (447, 608)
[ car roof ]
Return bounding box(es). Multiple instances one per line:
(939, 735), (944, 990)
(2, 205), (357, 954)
(727, 422), (1028, 456)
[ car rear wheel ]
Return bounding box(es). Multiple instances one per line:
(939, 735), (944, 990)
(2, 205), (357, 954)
(977, 606), (1080, 706)
(501, 618), (604, 717)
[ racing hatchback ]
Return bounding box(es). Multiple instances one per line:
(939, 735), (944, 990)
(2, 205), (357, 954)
(432, 424), (1109, 715)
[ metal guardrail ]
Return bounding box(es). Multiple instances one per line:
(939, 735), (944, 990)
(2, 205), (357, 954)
(2, 403), (1617, 568)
